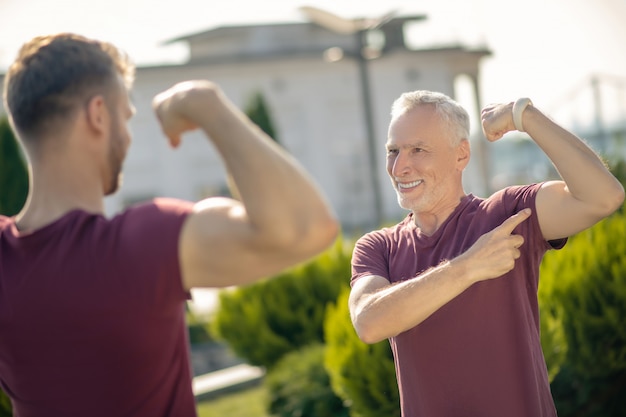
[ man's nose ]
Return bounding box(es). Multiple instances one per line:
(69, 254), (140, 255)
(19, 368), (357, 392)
(392, 151), (410, 177)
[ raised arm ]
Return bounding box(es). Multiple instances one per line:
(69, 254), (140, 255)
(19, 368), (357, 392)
(350, 210), (530, 343)
(152, 81), (339, 289)
(481, 99), (625, 241)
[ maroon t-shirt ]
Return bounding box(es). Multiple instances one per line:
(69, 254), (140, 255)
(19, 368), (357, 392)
(0, 198), (196, 417)
(352, 184), (566, 417)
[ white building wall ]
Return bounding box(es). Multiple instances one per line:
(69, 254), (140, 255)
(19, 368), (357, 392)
(0, 39), (489, 232)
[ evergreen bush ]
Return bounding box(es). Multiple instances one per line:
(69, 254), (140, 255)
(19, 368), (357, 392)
(211, 238), (352, 369)
(324, 289), (400, 417)
(539, 203), (626, 416)
(265, 344), (349, 417)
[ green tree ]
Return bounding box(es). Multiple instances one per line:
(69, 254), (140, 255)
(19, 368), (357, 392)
(244, 91), (278, 143)
(0, 117), (28, 216)
(211, 238), (351, 369)
(324, 289), (400, 417)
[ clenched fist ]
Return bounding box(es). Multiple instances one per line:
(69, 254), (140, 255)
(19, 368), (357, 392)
(152, 80), (221, 148)
(480, 102), (516, 142)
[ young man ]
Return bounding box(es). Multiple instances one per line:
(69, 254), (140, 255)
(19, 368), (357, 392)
(349, 91), (624, 417)
(0, 33), (338, 416)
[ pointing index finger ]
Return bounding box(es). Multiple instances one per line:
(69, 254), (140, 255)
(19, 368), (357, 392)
(498, 208), (532, 235)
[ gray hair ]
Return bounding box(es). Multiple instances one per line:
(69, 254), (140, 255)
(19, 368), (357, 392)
(390, 90), (470, 145)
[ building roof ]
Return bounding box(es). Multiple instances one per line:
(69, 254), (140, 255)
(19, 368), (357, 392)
(160, 16), (490, 66)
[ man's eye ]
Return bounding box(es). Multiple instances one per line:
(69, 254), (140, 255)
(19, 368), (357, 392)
(387, 149), (398, 155)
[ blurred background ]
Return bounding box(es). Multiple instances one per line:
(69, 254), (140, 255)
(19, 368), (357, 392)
(1, 2), (625, 415)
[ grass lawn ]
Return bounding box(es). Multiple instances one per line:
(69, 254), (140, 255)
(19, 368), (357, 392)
(196, 385), (270, 417)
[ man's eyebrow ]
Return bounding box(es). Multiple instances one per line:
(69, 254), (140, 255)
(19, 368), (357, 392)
(386, 141), (427, 149)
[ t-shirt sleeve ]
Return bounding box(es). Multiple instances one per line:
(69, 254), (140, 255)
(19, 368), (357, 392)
(497, 183), (567, 252)
(351, 231), (391, 287)
(113, 198), (195, 307)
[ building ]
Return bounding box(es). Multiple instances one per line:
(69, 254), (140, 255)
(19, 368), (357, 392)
(0, 15), (492, 232)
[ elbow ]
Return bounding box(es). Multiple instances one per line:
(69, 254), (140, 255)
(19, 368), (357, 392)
(357, 331), (387, 345)
(352, 317), (389, 345)
(600, 180), (625, 217)
(264, 209), (339, 252)
(294, 212), (340, 257)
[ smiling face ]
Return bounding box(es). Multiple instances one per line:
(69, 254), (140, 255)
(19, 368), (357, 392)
(386, 104), (470, 217)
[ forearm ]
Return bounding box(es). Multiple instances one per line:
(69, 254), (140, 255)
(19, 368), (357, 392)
(523, 106), (624, 211)
(352, 259), (473, 343)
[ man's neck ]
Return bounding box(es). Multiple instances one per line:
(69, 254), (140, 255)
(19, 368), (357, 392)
(412, 193), (467, 236)
(15, 171), (104, 231)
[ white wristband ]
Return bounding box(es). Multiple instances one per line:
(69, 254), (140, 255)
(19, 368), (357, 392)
(512, 97), (533, 132)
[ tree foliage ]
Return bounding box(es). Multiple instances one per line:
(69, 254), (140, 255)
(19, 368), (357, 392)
(244, 91), (278, 143)
(211, 238), (351, 369)
(0, 117), (28, 216)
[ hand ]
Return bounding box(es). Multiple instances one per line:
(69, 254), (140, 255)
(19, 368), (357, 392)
(152, 80), (220, 148)
(457, 209), (531, 283)
(481, 102), (516, 142)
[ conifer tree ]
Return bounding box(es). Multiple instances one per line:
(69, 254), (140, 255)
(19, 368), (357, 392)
(244, 91), (278, 143)
(0, 117), (28, 216)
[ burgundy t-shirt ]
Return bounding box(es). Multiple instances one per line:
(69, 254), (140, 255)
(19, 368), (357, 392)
(0, 198), (196, 417)
(352, 184), (566, 417)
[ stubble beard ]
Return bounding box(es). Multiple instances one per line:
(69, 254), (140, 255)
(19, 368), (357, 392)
(105, 126), (126, 196)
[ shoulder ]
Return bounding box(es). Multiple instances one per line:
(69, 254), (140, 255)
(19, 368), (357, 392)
(355, 215), (412, 250)
(487, 183), (543, 207)
(477, 183), (544, 221)
(107, 198), (194, 248)
(121, 198), (195, 217)
(114, 198), (194, 228)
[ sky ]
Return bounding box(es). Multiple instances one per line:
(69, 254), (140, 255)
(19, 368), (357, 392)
(1, 0), (626, 128)
(2, 0), (625, 313)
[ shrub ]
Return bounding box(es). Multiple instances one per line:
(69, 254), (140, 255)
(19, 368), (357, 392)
(324, 289), (400, 417)
(539, 204), (626, 416)
(211, 238), (352, 369)
(265, 344), (349, 417)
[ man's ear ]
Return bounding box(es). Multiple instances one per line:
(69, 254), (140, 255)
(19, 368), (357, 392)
(84, 95), (109, 135)
(456, 139), (471, 171)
